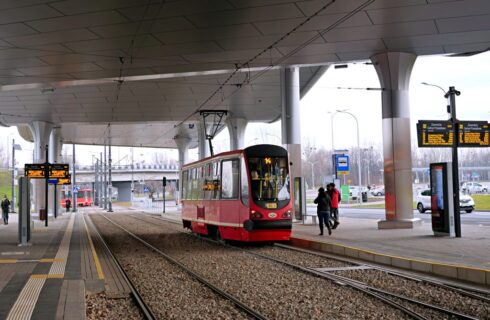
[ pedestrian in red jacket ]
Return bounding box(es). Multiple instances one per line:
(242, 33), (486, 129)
(328, 183), (341, 229)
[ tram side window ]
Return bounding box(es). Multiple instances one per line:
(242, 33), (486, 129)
(221, 159), (239, 199)
(241, 158), (249, 206)
(191, 168), (199, 200)
(212, 161), (221, 200)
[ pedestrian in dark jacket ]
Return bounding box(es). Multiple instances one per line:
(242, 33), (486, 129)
(65, 198), (71, 213)
(1, 194), (10, 224)
(313, 187), (331, 235)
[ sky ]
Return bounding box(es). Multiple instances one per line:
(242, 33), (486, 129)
(1, 51), (489, 168)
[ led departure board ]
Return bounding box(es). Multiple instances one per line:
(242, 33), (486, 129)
(25, 163), (70, 179)
(458, 121), (490, 147)
(25, 164), (47, 178)
(49, 164), (70, 178)
(417, 121), (454, 147)
(57, 175), (71, 185)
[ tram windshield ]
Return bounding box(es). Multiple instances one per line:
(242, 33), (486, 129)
(248, 156), (290, 208)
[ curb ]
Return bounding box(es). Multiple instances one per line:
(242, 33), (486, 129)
(289, 236), (490, 286)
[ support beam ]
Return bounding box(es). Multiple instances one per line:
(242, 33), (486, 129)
(226, 117), (248, 150)
(29, 121), (53, 213)
(371, 52), (421, 229)
(281, 67), (302, 218)
(48, 127), (62, 216)
(197, 120), (210, 160)
(175, 135), (191, 205)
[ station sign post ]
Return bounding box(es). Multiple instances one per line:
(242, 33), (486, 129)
(25, 152), (71, 227)
(416, 86), (489, 237)
(162, 176), (166, 214)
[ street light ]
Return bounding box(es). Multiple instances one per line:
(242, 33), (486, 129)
(11, 139), (21, 212)
(336, 109), (362, 204)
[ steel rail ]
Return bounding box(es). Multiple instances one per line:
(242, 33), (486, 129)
(125, 214), (426, 320)
(96, 213), (269, 320)
(274, 243), (490, 302)
(126, 213), (489, 319)
(85, 214), (157, 320)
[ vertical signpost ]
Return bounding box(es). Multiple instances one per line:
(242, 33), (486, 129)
(25, 160), (70, 228)
(162, 176), (166, 214)
(416, 87), (489, 238)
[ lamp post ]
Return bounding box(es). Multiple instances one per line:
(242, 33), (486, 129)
(11, 139), (22, 212)
(336, 110), (362, 204)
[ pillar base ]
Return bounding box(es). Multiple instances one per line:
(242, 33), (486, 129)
(378, 218), (422, 229)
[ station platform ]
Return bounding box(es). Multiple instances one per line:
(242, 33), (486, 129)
(0, 208), (130, 320)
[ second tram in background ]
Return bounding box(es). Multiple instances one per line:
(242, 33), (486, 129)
(61, 189), (93, 207)
(181, 144), (292, 242)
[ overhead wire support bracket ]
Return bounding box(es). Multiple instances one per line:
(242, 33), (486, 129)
(199, 110), (228, 157)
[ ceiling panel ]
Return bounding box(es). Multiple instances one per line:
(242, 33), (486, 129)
(0, 0), (487, 149)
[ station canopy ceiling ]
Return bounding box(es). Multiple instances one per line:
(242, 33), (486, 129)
(0, 0), (488, 148)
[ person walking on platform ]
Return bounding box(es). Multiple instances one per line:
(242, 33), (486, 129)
(314, 187), (331, 236)
(328, 183), (341, 229)
(65, 198), (71, 213)
(1, 194), (10, 224)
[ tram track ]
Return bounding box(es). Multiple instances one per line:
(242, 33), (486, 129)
(90, 213), (267, 320)
(127, 212), (490, 320)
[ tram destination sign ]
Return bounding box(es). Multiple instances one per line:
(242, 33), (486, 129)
(417, 120), (454, 147)
(458, 121), (490, 147)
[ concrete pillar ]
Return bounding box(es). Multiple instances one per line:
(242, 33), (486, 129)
(281, 67), (302, 216)
(226, 117), (247, 150)
(175, 135), (191, 205)
(48, 127), (63, 215)
(198, 120), (210, 160)
(371, 52), (421, 229)
(29, 121), (53, 213)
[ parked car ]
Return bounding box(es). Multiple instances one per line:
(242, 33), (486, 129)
(370, 186), (385, 196)
(416, 189), (475, 213)
(461, 182), (487, 194)
(349, 186), (368, 200)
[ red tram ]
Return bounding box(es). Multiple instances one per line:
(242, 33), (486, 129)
(181, 144), (292, 242)
(61, 189), (93, 207)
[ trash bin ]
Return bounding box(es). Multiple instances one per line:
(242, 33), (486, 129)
(361, 192), (368, 203)
(39, 209), (46, 221)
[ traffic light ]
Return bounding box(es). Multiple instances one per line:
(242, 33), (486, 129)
(162, 176), (167, 187)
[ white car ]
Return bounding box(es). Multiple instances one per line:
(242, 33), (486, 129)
(349, 186), (368, 200)
(461, 182), (487, 194)
(416, 189), (475, 213)
(370, 186), (384, 196)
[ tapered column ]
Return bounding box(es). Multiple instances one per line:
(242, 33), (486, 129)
(175, 135), (191, 205)
(29, 121), (53, 213)
(198, 120), (210, 160)
(48, 127), (62, 215)
(371, 52), (421, 229)
(226, 117), (247, 150)
(281, 67), (302, 218)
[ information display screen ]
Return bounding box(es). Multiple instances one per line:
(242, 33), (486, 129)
(430, 163), (449, 233)
(459, 121), (490, 147)
(49, 164), (69, 178)
(58, 175), (71, 185)
(25, 164), (47, 178)
(417, 121), (454, 147)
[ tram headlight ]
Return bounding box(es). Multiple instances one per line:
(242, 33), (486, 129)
(250, 210), (263, 219)
(282, 210), (292, 218)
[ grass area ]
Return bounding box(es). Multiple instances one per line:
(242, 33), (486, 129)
(469, 195), (490, 211)
(0, 170), (12, 198)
